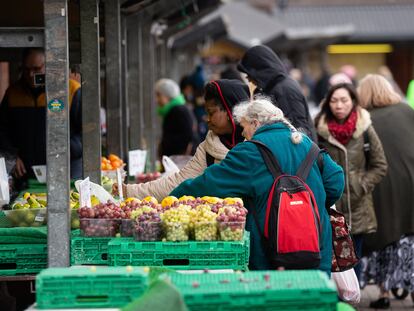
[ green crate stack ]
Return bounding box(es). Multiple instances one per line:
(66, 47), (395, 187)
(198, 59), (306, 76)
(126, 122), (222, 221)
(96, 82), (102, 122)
(108, 232), (250, 270)
(168, 270), (337, 311)
(36, 266), (149, 309)
(0, 244), (47, 275)
(71, 236), (112, 265)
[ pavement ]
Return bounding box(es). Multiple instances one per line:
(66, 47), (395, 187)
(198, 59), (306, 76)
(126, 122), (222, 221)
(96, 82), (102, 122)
(358, 285), (413, 310)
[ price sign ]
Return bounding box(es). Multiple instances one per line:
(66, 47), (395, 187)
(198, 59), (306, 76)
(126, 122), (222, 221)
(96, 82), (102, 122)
(128, 149), (147, 176)
(116, 168), (124, 201)
(79, 177), (91, 208)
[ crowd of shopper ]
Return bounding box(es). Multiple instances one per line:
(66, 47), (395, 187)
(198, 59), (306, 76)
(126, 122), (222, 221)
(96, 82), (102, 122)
(4, 44), (413, 309)
(128, 44), (414, 309)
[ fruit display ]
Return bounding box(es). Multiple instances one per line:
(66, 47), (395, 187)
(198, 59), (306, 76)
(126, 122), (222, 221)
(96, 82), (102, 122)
(78, 203), (123, 237)
(217, 205), (247, 241)
(13, 192), (47, 209)
(193, 205), (218, 241)
(161, 206), (191, 241)
(101, 175), (114, 192)
(77, 195), (247, 241)
(101, 154), (124, 171)
(6, 191), (89, 228)
(133, 210), (163, 241)
(135, 172), (162, 184)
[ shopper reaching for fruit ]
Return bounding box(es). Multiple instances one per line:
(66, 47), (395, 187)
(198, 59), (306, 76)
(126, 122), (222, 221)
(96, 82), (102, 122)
(113, 79), (250, 200)
(170, 98), (345, 275)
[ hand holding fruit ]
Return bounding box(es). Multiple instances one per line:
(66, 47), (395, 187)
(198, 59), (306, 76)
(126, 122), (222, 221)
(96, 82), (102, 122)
(112, 183), (127, 197)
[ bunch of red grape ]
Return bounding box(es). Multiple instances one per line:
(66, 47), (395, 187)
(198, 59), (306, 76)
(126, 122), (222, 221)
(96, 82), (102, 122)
(135, 172), (162, 184)
(134, 210), (163, 241)
(216, 206), (247, 241)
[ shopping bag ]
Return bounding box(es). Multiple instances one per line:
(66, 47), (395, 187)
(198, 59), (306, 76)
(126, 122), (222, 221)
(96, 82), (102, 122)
(332, 269), (361, 304)
(162, 156), (180, 176)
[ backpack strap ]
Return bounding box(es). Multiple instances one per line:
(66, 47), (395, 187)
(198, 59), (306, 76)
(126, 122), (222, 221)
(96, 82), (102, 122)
(363, 130), (370, 169)
(249, 140), (283, 179)
(206, 152), (215, 167)
(296, 143), (321, 181)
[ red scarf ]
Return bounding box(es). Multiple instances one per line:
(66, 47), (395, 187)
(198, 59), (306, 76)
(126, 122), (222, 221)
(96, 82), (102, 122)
(328, 110), (357, 145)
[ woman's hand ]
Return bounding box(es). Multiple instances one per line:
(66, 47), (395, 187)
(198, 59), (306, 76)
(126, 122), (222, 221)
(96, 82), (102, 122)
(112, 183), (127, 197)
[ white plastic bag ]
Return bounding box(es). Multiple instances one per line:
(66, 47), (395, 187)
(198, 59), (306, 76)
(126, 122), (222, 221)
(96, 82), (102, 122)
(75, 179), (117, 204)
(332, 269), (361, 304)
(0, 158), (10, 206)
(162, 156), (180, 176)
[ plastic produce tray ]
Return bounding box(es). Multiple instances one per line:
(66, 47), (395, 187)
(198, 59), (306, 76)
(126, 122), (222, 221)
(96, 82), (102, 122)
(108, 232), (250, 270)
(168, 270), (337, 311)
(0, 244), (47, 275)
(71, 235), (113, 265)
(36, 266), (148, 309)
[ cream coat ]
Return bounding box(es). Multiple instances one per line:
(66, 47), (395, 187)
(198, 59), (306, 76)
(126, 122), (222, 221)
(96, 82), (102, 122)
(126, 131), (230, 200)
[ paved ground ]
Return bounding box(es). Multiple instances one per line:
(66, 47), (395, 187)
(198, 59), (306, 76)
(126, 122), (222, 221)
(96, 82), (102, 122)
(358, 285), (413, 310)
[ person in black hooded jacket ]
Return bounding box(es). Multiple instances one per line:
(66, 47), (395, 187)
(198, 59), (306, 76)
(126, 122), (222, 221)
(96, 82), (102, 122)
(237, 45), (317, 141)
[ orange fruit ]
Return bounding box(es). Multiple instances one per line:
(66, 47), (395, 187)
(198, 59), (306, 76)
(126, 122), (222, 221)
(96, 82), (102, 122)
(106, 164), (113, 170)
(111, 160), (122, 168)
(108, 154), (120, 162)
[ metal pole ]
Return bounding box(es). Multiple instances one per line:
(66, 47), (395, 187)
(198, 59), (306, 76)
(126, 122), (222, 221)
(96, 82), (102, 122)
(141, 21), (156, 171)
(126, 15), (141, 150)
(80, 0), (101, 184)
(104, 0), (123, 158)
(44, 0), (71, 267)
(121, 15), (129, 160)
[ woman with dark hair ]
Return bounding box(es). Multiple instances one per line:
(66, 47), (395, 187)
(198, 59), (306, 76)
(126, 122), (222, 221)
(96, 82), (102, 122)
(315, 83), (387, 278)
(116, 79), (249, 201)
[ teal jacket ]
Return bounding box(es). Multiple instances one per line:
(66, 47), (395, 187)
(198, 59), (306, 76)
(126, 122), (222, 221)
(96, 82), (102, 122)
(171, 123), (345, 274)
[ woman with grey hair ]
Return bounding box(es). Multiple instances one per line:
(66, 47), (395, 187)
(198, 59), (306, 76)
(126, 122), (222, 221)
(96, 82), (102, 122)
(171, 97), (345, 274)
(154, 78), (198, 157)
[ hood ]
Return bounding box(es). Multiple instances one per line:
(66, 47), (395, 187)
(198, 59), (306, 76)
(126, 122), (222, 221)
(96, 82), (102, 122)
(203, 130), (230, 161)
(210, 79), (249, 148)
(317, 107), (372, 142)
(237, 45), (287, 90)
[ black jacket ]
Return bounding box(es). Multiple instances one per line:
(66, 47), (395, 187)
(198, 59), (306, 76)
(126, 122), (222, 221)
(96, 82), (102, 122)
(238, 45), (317, 140)
(160, 105), (197, 157)
(0, 79), (83, 178)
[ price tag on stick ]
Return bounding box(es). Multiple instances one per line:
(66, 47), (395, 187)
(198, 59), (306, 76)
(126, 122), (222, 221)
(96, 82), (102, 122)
(116, 168), (124, 201)
(79, 177), (91, 208)
(128, 149), (147, 176)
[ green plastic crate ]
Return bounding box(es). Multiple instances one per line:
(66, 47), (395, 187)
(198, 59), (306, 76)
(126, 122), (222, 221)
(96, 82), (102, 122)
(108, 232), (250, 270)
(168, 270), (337, 311)
(71, 235), (112, 265)
(0, 244), (47, 275)
(36, 266), (149, 309)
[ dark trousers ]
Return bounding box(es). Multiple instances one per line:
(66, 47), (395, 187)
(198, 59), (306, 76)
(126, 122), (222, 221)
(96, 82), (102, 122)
(353, 234), (364, 281)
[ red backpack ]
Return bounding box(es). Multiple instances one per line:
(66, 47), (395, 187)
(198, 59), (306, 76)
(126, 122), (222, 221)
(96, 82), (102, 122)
(250, 141), (322, 270)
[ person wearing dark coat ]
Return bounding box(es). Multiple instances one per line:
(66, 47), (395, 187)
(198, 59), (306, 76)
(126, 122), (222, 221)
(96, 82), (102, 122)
(155, 79), (199, 157)
(358, 74), (414, 309)
(237, 45), (317, 140)
(0, 48), (83, 180)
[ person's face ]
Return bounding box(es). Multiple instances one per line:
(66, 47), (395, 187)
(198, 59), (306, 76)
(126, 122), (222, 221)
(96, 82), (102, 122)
(155, 92), (170, 107)
(70, 72), (81, 83)
(240, 117), (259, 140)
(182, 85), (194, 101)
(205, 99), (233, 135)
(23, 52), (45, 89)
(329, 88), (354, 122)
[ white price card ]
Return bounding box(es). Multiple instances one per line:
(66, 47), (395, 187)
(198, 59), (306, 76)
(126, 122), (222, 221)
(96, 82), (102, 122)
(0, 158), (10, 205)
(128, 149), (147, 176)
(116, 168), (124, 201)
(79, 177), (91, 208)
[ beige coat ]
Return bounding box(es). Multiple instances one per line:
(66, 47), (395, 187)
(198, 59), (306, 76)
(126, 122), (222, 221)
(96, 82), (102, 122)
(316, 108), (387, 235)
(126, 131), (229, 200)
